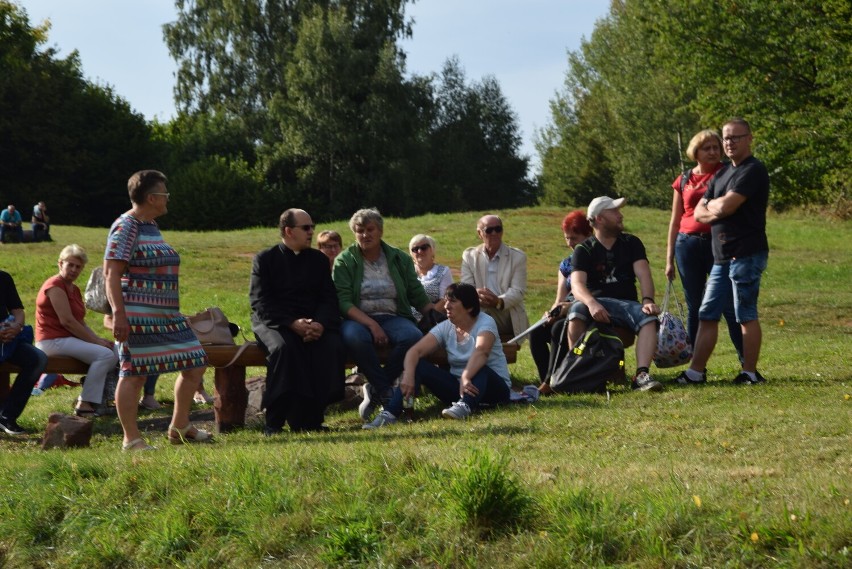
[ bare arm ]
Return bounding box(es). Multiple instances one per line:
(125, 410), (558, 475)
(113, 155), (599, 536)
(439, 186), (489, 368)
(44, 287), (112, 347)
(695, 192), (747, 223)
(400, 333), (440, 397)
(104, 259), (129, 342)
(666, 189), (684, 281)
(0, 308), (25, 342)
(633, 259), (659, 316)
(459, 330), (496, 397)
(570, 269), (610, 324)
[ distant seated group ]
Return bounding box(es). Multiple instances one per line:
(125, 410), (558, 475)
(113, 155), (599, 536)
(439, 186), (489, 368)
(0, 202), (51, 243)
(3, 124), (770, 445)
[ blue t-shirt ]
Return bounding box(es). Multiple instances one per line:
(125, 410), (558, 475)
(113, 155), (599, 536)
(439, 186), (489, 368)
(429, 312), (510, 387)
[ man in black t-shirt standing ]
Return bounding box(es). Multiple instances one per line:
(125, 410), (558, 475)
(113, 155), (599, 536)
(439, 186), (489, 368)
(677, 118), (770, 386)
(568, 197), (663, 392)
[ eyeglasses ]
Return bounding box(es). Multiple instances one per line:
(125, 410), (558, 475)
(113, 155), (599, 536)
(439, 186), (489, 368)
(319, 243), (340, 250)
(290, 224), (316, 231)
(722, 134), (749, 143)
(411, 244), (431, 253)
(483, 225), (503, 234)
(150, 192), (170, 200)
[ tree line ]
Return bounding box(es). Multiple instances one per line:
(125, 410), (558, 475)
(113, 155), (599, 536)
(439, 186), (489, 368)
(537, 0), (851, 215)
(5, 0), (849, 231)
(1, 0), (534, 230)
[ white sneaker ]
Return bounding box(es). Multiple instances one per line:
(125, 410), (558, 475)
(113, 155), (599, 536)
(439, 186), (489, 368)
(441, 400), (472, 420)
(358, 384), (378, 420)
(362, 410), (397, 430)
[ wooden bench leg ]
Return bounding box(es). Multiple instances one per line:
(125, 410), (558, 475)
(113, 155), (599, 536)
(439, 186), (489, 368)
(213, 366), (248, 433)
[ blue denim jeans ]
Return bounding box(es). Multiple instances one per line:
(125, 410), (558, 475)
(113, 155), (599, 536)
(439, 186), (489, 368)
(0, 342), (47, 420)
(675, 232), (743, 358)
(341, 314), (422, 397)
(385, 359), (511, 416)
(568, 298), (656, 333)
(699, 252), (768, 324)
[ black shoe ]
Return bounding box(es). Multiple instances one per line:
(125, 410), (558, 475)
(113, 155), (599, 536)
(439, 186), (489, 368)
(675, 370), (706, 385)
(0, 415), (27, 435)
(733, 371), (766, 385)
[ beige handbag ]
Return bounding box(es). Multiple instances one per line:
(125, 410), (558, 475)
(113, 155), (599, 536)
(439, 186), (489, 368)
(84, 267), (111, 314)
(186, 307), (235, 345)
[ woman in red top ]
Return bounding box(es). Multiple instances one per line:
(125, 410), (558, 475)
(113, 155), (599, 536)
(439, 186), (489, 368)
(665, 130), (743, 361)
(35, 244), (118, 416)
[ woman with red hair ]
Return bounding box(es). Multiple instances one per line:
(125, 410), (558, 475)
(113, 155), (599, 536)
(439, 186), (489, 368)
(531, 210), (593, 392)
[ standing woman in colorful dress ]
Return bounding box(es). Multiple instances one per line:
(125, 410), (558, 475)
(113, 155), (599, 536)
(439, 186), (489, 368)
(104, 170), (211, 451)
(665, 130), (743, 362)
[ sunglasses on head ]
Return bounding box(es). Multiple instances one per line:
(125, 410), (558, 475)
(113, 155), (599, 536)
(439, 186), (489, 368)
(411, 244), (431, 253)
(483, 225), (503, 234)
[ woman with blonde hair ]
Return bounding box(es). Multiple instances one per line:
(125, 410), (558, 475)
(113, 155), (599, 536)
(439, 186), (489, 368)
(408, 233), (452, 324)
(35, 244), (118, 416)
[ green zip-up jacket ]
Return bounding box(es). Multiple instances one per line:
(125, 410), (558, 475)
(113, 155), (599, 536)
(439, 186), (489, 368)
(332, 241), (429, 323)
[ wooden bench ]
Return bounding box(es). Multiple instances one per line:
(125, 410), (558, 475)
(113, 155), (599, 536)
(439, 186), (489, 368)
(0, 341), (520, 433)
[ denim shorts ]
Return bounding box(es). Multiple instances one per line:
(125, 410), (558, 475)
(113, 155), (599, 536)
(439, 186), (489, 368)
(699, 251), (768, 323)
(568, 297), (656, 333)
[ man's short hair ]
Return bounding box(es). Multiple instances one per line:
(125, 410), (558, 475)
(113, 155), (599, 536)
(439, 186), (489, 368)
(127, 170), (167, 205)
(278, 208), (304, 238)
(723, 117), (751, 133)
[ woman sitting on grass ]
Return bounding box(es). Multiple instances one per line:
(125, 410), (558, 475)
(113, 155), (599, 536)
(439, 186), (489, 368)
(363, 283), (511, 428)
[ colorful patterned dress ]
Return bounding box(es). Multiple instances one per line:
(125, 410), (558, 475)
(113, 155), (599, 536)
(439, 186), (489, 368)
(105, 213), (208, 377)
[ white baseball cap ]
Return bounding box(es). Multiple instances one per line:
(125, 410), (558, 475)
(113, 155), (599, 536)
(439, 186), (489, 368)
(587, 196), (626, 220)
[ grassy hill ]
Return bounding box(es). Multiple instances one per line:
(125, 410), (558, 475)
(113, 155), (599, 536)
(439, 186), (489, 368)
(0, 205), (849, 567)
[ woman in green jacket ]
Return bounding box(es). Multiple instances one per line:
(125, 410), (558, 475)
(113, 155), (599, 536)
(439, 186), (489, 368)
(333, 208), (434, 423)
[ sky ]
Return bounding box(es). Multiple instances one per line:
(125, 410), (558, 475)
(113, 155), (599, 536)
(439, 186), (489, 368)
(16, 0), (611, 170)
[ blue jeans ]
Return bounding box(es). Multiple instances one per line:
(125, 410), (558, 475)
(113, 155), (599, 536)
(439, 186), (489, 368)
(0, 342), (48, 420)
(341, 314), (422, 397)
(700, 252), (768, 324)
(0, 225), (24, 243)
(675, 232), (743, 359)
(568, 298), (656, 332)
(385, 359), (511, 416)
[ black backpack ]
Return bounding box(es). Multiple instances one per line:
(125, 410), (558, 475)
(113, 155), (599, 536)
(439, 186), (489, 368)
(549, 323), (625, 394)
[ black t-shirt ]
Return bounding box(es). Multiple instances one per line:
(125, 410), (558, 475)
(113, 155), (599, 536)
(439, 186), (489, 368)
(0, 270), (24, 319)
(571, 233), (647, 301)
(704, 155), (770, 261)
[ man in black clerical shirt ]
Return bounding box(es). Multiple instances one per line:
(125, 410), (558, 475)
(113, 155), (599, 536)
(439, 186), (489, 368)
(249, 208), (345, 433)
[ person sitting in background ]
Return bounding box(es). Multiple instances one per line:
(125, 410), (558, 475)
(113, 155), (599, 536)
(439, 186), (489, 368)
(317, 230), (343, 271)
(568, 196), (663, 392)
(460, 214), (529, 341)
(363, 283), (511, 428)
(0, 205), (24, 243)
(35, 245), (119, 416)
(0, 271), (48, 435)
(665, 129), (742, 361)
(530, 210), (593, 391)
(32, 201), (51, 242)
(333, 208), (434, 423)
(408, 233), (452, 328)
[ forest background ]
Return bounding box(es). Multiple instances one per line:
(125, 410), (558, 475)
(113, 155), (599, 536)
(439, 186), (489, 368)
(1, 0), (850, 229)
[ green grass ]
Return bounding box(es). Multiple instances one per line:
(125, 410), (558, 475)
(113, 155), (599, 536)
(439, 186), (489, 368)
(1, 205), (850, 567)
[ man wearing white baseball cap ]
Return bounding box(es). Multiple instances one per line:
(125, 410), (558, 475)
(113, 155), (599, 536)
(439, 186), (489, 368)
(567, 196), (663, 391)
